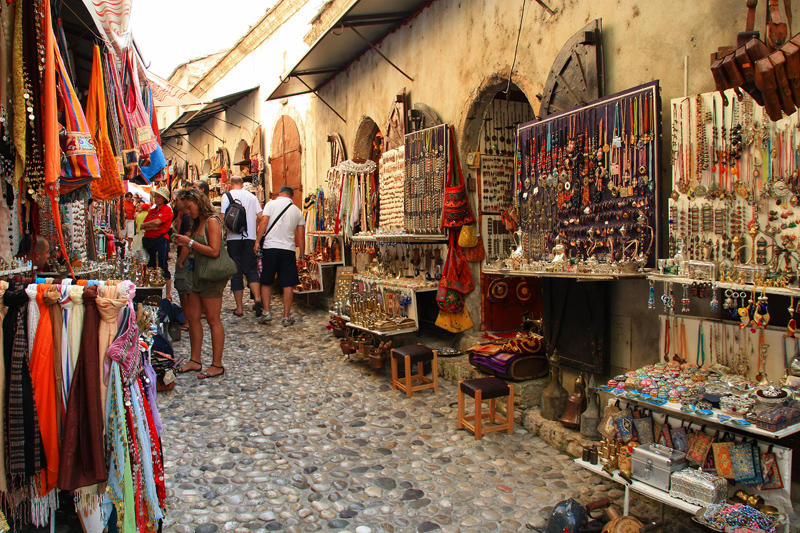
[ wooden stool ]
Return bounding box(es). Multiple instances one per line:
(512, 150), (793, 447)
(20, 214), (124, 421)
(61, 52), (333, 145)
(457, 377), (514, 440)
(390, 344), (438, 397)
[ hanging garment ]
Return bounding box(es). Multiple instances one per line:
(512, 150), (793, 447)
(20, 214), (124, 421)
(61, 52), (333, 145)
(58, 284), (106, 491)
(103, 362), (136, 532)
(96, 284), (127, 414)
(85, 45), (124, 200)
(28, 284), (59, 495)
(121, 52), (165, 182)
(4, 289), (42, 492)
(0, 280), (8, 494)
(43, 285), (63, 434)
(53, 28), (101, 194)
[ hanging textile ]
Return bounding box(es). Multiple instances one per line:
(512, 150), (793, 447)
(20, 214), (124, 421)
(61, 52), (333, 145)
(86, 45), (124, 200)
(121, 52), (165, 182)
(97, 284), (127, 411)
(0, 280), (8, 495)
(27, 283), (59, 495)
(58, 284), (106, 492)
(53, 26), (101, 194)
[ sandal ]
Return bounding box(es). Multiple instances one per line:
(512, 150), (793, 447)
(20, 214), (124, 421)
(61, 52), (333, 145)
(198, 365), (225, 379)
(178, 360), (202, 373)
(232, 309), (244, 317)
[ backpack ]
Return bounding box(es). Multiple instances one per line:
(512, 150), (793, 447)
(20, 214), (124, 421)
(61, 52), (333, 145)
(223, 192), (248, 236)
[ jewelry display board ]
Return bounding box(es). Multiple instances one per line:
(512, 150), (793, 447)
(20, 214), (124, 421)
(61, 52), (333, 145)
(516, 81), (660, 268)
(331, 266), (355, 318)
(667, 89), (800, 287)
(480, 155), (514, 214)
(404, 124), (449, 234)
(378, 146), (405, 231)
(482, 214), (513, 263)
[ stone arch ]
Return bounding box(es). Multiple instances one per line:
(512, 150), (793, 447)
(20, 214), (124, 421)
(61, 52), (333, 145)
(352, 116), (382, 161)
(457, 72), (542, 155)
(233, 139), (250, 165)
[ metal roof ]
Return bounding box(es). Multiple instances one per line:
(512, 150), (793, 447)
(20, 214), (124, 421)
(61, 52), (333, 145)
(266, 0), (433, 101)
(160, 87), (257, 141)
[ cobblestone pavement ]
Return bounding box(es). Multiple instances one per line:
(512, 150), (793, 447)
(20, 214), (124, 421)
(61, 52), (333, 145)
(160, 295), (683, 533)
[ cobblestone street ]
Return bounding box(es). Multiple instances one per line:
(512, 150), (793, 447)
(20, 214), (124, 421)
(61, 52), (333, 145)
(159, 295), (643, 533)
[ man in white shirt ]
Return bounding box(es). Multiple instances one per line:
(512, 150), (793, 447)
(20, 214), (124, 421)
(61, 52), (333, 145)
(253, 186), (305, 326)
(221, 176), (263, 317)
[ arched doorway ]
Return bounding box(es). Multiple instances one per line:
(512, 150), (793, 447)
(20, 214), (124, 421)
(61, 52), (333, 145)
(270, 115), (302, 207)
(352, 117), (382, 162)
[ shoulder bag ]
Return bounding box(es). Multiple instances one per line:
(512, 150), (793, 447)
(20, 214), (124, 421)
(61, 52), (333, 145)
(258, 201), (293, 248)
(195, 217), (238, 282)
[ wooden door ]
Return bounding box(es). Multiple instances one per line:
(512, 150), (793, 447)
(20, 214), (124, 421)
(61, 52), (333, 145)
(270, 115), (302, 206)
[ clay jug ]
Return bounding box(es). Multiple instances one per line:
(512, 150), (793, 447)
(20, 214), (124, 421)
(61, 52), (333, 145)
(580, 377), (601, 438)
(560, 373), (587, 429)
(541, 356), (569, 420)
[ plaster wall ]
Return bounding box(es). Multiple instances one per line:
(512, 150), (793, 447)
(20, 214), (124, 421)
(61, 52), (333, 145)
(258, 0), (800, 368)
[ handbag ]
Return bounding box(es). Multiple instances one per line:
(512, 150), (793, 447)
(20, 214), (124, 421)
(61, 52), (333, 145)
(435, 305), (473, 333)
(194, 217), (238, 282)
(436, 286), (464, 313)
(441, 126), (475, 229)
(458, 223), (479, 248)
(440, 232), (474, 294)
(463, 235), (485, 262)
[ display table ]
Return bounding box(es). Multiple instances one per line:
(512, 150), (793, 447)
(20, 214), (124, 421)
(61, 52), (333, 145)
(646, 272), (800, 298)
(482, 267), (645, 281)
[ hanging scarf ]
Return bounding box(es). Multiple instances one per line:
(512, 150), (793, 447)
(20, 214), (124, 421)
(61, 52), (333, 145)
(96, 284), (126, 414)
(129, 378), (162, 530)
(4, 289), (42, 492)
(58, 285), (73, 408)
(58, 285), (106, 491)
(0, 280), (8, 494)
(138, 379), (164, 507)
(28, 284), (59, 495)
(43, 285), (63, 435)
(141, 349), (162, 436)
(68, 285), (84, 371)
(103, 362), (136, 532)
(86, 45), (124, 201)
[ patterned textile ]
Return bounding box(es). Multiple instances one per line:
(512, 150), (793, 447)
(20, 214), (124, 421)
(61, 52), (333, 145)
(712, 442), (735, 479)
(670, 426), (688, 452)
(686, 431), (713, 466)
(731, 442), (757, 483)
(632, 416), (654, 444)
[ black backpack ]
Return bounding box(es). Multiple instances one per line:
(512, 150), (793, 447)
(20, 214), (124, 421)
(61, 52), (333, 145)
(223, 192), (248, 236)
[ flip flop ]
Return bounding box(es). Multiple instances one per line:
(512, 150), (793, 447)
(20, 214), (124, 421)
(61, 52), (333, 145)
(198, 365), (225, 380)
(178, 360), (202, 373)
(232, 310), (244, 317)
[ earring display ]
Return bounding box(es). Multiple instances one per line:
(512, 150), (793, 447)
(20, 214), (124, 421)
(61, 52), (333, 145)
(664, 88), (800, 288)
(378, 146), (405, 231)
(480, 155), (514, 214)
(513, 82), (660, 272)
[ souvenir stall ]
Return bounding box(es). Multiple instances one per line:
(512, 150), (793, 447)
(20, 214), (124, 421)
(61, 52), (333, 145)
(0, 1), (171, 528)
(567, 87), (800, 531)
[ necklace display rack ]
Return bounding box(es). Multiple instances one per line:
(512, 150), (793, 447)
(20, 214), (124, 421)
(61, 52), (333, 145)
(404, 123), (448, 235)
(490, 82), (661, 279)
(653, 88), (800, 302)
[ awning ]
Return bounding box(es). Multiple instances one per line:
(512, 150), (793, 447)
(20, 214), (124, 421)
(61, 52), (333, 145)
(160, 87), (257, 141)
(266, 0), (433, 101)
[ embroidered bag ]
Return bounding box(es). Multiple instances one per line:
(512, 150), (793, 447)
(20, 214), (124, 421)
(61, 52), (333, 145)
(54, 32), (100, 192)
(712, 441), (736, 479)
(436, 286), (464, 313)
(599, 403), (621, 441)
(631, 415), (654, 444)
(439, 232), (474, 295)
(657, 417), (673, 448)
(612, 409), (634, 443)
(670, 423), (689, 452)
(760, 446), (784, 489)
(441, 126), (475, 229)
(434, 305), (473, 333)
(731, 442), (757, 483)
(85, 45), (124, 200)
(686, 430), (713, 465)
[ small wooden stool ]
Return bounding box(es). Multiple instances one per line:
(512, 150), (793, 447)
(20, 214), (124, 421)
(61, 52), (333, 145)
(390, 344), (438, 397)
(457, 377), (514, 440)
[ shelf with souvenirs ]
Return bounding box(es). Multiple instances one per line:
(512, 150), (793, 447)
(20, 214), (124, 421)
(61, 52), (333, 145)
(653, 88), (800, 309)
(572, 311), (800, 530)
(491, 82), (661, 280)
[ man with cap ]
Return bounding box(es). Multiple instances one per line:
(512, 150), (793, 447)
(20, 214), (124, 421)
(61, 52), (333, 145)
(253, 185), (305, 326)
(140, 186), (174, 298)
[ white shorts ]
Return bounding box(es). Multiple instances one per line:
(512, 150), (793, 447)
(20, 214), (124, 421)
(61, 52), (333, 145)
(126, 219), (135, 238)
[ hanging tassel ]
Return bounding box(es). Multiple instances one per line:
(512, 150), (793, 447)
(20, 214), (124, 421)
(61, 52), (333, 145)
(29, 484), (57, 527)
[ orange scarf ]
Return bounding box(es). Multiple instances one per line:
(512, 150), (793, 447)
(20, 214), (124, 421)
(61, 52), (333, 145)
(29, 284), (59, 494)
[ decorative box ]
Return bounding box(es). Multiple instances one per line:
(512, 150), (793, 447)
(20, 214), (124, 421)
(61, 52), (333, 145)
(632, 443), (687, 491)
(682, 260), (716, 281)
(756, 407), (789, 432)
(669, 468), (728, 506)
(734, 263), (767, 283)
(719, 394), (755, 415)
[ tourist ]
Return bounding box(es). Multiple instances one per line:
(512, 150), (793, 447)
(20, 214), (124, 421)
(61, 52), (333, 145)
(32, 236), (51, 270)
(139, 187), (174, 298)
(123, 192), (136, 242)
(172, 193), (194, 326)
(253, 185), (305, 326)
(221, 176), (263, 317)
(173, 188), (227, 379)
(194, 180), (210, 197)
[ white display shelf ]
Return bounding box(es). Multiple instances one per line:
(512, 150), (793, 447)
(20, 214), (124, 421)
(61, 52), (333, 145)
(351, 233), (448, 243)
(600, 390), (800, 440)
(646, 272), (800, 298)
(294, 289), (323, 295)
(352, 275), (438, 292)
(345, 321), (418, 336)
(482, 267), (644, 281)
(328, 311), (350, 321)
(317, 261), (345, 267)
(574, 459), (701, 515)
(0, 266), (33, 277)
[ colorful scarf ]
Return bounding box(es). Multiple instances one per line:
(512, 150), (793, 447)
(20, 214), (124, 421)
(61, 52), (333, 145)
(28, 284), (59, 495)
(103, 362), (135, 532)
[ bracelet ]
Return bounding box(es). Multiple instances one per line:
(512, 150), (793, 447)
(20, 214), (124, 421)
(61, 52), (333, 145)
(188, 239), (195, 249)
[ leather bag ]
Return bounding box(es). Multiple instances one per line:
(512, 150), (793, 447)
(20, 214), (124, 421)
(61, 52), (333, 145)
(194, 217), (238, 282)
